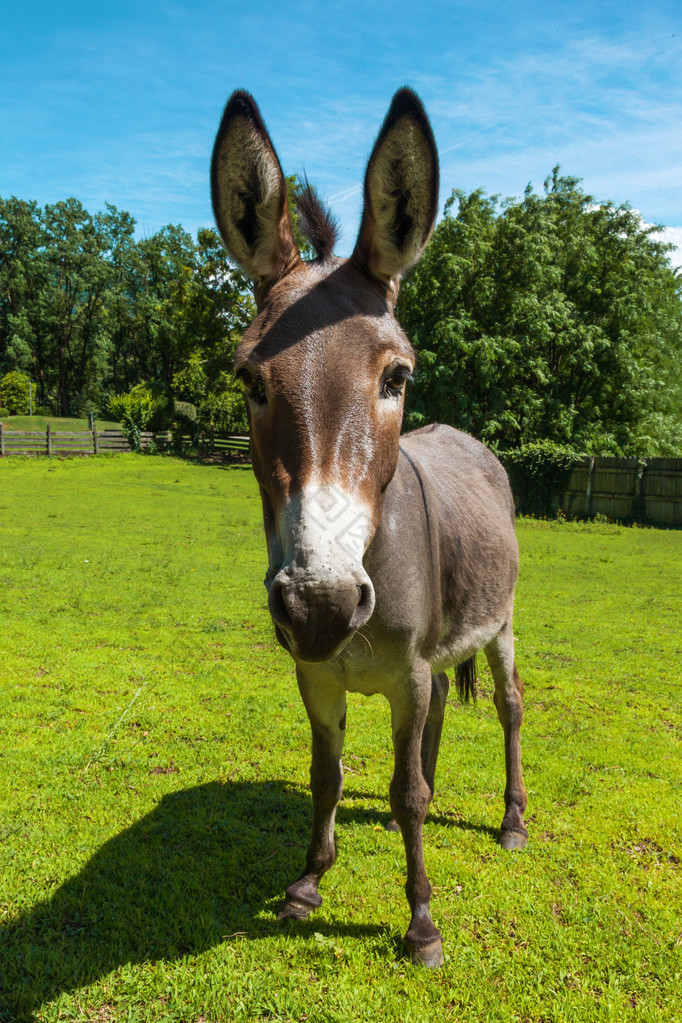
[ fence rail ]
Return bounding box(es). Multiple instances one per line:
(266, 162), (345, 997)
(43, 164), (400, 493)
(0, 424), (251, 460)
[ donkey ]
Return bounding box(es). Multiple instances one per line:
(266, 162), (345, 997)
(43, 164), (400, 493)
(210, 88), (528, 968)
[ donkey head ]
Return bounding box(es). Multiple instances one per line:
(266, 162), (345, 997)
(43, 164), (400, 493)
(211, 89), (438, 662)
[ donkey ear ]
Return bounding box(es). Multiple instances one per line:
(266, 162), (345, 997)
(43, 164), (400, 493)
(211, 91), (301, 286)
(352, 88), (439, 287)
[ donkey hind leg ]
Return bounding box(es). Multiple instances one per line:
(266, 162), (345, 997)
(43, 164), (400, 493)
(278, 673), (346, 921)
(386, 671), (450, 833)
(389, 663), (444, 968)
(485, 624), (528, 851)
(421, 672), (450, 798)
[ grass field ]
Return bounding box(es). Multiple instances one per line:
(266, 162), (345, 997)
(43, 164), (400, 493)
(0, 455), (680, 1023)
(0, 416), (121, 432)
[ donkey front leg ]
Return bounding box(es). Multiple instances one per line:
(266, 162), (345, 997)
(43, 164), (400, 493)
(389, 664), (444, 968)
(485, 624), (529, 850)
(278, 670), (346, 921)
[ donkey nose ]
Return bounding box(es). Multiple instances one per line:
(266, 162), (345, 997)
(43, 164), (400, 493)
(268, 574), (375, 661)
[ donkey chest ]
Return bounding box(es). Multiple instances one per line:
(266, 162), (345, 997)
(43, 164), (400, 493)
(305, 633), (407, 697)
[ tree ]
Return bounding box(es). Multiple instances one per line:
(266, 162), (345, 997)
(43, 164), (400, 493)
(169, 227), (253, 433)
(0, 194), (255, 424)
(397, 169), (682, 455)
(0, 197), (50, 402)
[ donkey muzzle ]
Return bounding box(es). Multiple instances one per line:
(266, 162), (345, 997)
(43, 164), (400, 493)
(268, 572), (375, 662)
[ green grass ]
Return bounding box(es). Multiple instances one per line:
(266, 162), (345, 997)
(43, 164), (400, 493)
(0, 455), (680, 1023)
(1, 415), (121, 431)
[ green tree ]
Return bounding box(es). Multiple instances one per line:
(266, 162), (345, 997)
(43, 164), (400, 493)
(39, 199), (114, 415)
(0, 197), (51, 403)
(169, 227), (253, 434)
(398, 170), (682, 455)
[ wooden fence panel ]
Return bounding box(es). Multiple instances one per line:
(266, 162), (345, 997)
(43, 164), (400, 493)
(556, 456), (682, 526)
(0, 427), (122, 456)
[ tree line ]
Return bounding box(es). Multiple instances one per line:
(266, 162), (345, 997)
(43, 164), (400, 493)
(0, 195), (253, 433)
(399, 169), (682, 456)
(1, 169), (681, 454)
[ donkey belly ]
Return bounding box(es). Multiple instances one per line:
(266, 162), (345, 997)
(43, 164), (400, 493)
(431, 619), (507, 672)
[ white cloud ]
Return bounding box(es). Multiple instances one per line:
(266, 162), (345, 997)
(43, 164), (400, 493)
(651, 226), (682, 270)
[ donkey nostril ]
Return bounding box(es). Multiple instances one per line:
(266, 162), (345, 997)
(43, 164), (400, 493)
(350, 581), (375, 630)
(269, 579), (292, 627)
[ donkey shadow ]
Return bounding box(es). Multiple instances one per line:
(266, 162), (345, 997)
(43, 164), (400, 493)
(0, 779), (495, 1021)
(0, 781), (379, 1020)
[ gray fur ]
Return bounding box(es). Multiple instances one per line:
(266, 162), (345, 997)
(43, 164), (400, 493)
(211, 89), (528, 968)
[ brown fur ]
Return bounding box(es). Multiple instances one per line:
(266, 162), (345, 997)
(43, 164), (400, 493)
(211, 89), (529, 967)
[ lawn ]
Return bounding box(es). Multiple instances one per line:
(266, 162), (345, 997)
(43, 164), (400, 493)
(0, 416), (121, 432)
(0, 455), (679, 1023)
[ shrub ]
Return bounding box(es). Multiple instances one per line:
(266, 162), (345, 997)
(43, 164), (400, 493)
(0, 371), (31, 415)
(33, 406), (51, 417)
(108, 391), (155, 452)
(130, 381), (174, 432)
(172, 401), (199, 449)
(0, 407), (10, 419)
(501, 441), (581, 517)
(197, 388), (248, 435)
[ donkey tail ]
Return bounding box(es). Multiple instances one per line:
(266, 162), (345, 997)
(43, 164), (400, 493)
(455, 656), (477, 703)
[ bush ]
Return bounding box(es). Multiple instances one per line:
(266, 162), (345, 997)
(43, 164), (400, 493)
(0, 371), (31, 415)
(33, 406), (51, 416)
(172, 401), (199, 449)
(130, 381), (174, 432)
(501, 441), (581, 517)
(0, 407), (10, 419)
(197, 388), (248, 435)
(108, 391), (155, 452)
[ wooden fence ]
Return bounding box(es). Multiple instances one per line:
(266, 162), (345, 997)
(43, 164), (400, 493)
(0, 425), (122, 457)
(553, 457), (682, 527)
(152, 431), (250, 456)
(0, 425), (250, 459)
(3, 426), (678, 526)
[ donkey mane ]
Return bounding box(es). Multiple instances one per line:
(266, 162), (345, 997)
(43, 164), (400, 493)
(295, 179), (339, 261)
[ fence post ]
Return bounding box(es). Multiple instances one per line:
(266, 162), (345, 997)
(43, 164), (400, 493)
(93, 422), (99, 454)
(46, 424), (52, 456)
(633, 459), (647, 522)
(0, 423), (4, 457)
(584, 456), (595, 517)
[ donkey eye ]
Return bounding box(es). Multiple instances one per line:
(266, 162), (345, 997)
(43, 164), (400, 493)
(236, 367), (267, 405)
(381, 365), (413, 399)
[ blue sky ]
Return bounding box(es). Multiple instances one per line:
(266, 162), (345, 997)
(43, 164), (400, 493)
(2, 0), (681, 260)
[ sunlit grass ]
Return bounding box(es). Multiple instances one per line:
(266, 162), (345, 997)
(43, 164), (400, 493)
(0, 415), (120, 431)
(0, 455), (680, 1022)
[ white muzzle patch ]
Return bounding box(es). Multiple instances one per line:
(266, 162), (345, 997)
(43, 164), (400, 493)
(278, 483), (372, 579)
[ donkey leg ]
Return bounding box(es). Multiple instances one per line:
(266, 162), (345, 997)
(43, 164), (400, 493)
(485, 624), (528, 850)
(421, 672), (450, 798)
(278, 672), (346, 921)
(389, 666), (444, 968)
(386, 672), (450, 833)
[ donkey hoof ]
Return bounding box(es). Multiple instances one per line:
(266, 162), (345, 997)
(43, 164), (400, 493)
(499, 827), (529, 851)
(277, 899), (315, 921)
(406, 937), (444, 969)
(385, 818), (400, 833)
